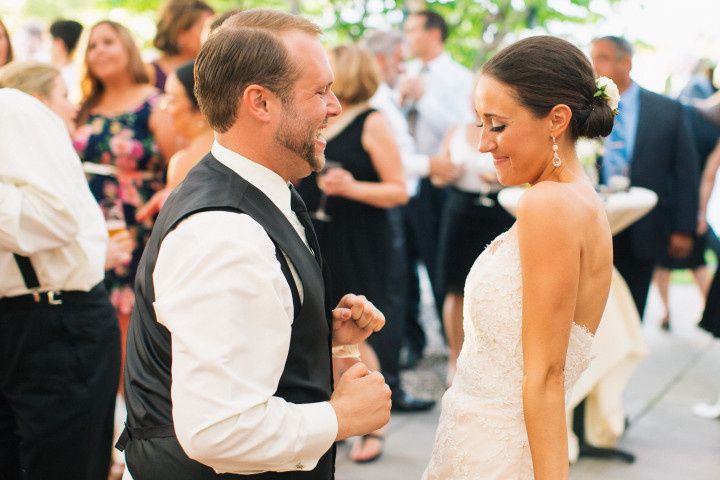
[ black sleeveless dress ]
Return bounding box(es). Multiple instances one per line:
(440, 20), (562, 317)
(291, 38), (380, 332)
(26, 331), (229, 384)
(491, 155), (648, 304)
(297, 109), (391, 313)
(700, 275), (720, 338)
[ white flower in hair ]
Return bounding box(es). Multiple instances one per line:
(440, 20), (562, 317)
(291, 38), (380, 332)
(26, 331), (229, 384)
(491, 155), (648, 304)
(594, 76), (620, 114)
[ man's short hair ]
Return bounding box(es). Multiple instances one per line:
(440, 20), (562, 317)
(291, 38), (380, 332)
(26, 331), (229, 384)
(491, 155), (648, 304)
(49, 20), (83, 55)
(208, 8), (243, 33)
(364, 30), (403, 57)
(195, 9), (321, 132)
(593, 35), (634, 58)
(412, 10), (448, 42)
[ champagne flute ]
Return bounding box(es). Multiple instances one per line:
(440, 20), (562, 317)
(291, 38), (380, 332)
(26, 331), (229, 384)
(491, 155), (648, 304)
(311, 160), (342, 222)
(474, 172), (497, 207)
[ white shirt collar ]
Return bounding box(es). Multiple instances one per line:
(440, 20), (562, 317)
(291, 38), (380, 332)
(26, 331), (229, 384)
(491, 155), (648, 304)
(424, 51), (450, 72)
(211, 141), (293, 219)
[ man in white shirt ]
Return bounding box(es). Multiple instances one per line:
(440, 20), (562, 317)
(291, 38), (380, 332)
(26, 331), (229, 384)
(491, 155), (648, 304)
(49, 20), (83, 104)
(398, 10), (474, 367)
(366, 30), (448, 197)
(0, 88), (121, 480)
(119, 10), (391, 479)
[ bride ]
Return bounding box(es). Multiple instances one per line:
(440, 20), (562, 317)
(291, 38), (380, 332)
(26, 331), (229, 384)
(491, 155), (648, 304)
(423, 36), (616, 480)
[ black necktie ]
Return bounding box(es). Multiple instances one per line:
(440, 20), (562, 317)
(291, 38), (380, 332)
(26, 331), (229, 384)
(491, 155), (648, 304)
(289, 184), (321, 265)
(406, 64), (429, 137)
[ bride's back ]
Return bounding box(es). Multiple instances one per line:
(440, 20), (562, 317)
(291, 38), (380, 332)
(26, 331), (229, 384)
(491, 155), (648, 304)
(566, 181), (613, 335)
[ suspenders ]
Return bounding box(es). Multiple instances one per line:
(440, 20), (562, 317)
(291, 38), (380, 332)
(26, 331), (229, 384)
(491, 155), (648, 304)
(12, 254), (63, 305)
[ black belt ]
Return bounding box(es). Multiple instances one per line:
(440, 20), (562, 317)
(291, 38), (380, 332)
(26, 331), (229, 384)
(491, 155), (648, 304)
(0, 283), (106, 308)
(4, 253), (104, 307)
(115, 424), (176, 451)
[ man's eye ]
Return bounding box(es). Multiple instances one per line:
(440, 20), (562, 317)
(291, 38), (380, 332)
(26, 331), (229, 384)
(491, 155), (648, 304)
(490, 125), (506, 132)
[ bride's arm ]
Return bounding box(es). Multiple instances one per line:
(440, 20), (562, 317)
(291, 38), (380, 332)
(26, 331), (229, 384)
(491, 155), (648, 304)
(517, 184), (581, 480)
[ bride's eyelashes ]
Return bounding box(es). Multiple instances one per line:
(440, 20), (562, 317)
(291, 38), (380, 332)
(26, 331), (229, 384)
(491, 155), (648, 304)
(477, 122), (507, 133)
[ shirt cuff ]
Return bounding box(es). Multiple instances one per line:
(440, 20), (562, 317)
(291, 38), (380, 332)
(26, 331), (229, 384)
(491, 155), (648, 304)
(332, 344), (361, 360)
(292, 401), (338, 471)
(410, 153), (431, 178)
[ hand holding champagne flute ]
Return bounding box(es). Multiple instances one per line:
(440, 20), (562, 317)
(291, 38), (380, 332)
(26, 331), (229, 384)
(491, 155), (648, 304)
(312, 160), (343, 222)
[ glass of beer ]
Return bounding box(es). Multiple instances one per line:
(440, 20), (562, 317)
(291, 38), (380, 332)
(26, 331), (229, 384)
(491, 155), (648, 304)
(100, 198), (127, 237)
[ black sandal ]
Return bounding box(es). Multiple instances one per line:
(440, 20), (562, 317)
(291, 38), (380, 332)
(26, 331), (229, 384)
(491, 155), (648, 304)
(349, 433), (385, 464)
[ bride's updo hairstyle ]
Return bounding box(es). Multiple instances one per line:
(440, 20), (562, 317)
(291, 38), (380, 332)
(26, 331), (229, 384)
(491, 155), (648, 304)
(482, 35), (614, 140)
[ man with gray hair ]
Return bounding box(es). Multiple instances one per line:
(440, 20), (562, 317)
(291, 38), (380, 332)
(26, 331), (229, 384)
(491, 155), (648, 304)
(590, 35), (699, 320)
(365, 30), (458, 198)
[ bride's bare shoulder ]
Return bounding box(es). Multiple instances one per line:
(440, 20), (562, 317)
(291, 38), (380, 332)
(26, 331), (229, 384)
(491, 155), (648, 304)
(519, 181), (599, 217)
(516, 181), (597, 244)
(518, 181), (583, 216)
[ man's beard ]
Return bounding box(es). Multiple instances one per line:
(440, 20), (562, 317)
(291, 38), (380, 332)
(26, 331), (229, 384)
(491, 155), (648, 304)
(274, 102), (325, 172)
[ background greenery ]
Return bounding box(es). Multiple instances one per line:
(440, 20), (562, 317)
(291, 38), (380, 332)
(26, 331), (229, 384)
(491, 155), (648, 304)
(11, 0), (619, 67)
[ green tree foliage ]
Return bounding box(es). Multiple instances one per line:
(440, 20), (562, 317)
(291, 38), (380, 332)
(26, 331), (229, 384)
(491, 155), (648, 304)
(324, 0), (616, 67)
(14, 0), (619, 67)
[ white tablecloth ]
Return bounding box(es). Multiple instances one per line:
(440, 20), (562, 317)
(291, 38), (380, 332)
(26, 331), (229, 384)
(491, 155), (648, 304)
(498, 186), (658, 459)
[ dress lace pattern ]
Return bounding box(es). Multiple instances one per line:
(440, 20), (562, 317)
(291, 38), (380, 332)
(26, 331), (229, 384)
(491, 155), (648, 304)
(423, 227), (594, 479)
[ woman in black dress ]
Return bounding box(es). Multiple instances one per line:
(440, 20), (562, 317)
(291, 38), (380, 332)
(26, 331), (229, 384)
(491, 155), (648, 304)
(692, 136), (720, 419)
(297, 43), (407, 463)
(699, 140), (720, 339)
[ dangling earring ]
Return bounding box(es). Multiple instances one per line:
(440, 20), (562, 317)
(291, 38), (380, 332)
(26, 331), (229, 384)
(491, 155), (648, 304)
(551, 136), (562, 168)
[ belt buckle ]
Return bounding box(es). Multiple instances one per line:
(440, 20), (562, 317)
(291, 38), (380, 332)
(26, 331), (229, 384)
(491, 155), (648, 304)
(47, 290), (63, 305)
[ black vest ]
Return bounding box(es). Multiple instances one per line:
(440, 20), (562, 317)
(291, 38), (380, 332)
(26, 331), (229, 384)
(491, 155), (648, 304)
(121, 155), (335, 479)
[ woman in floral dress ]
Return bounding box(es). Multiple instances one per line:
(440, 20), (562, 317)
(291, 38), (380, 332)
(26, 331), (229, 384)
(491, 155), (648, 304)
(73, 21), (165, 353)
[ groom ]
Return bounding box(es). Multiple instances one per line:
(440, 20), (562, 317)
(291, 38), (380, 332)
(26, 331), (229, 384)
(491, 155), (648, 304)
(118, 9), (391, 479)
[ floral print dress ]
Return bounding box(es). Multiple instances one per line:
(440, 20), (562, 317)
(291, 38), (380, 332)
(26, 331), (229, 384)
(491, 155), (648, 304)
(73, 96), (165, 315)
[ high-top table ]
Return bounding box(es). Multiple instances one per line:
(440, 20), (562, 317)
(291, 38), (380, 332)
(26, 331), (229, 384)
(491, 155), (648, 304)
(498, 186), (658, 462)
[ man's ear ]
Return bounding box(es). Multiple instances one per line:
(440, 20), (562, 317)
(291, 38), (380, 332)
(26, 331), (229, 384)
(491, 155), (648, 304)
(431, 28), (443, 45)
(241, 84), (274, 124)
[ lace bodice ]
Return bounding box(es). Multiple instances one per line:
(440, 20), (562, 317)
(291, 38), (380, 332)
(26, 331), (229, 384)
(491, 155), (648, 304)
(424, 227), (594, 480)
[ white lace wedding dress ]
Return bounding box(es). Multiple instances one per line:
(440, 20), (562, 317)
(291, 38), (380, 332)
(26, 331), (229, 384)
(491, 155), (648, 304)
(423, 227), (594, 479)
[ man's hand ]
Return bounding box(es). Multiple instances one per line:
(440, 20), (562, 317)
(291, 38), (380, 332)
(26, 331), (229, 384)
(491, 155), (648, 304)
(668, 232), (693, 259)
(397, 76), (424, 105)
(429, 154), (461, 186)
(331, 294), (385, 346)
(329, 362), (392, 441)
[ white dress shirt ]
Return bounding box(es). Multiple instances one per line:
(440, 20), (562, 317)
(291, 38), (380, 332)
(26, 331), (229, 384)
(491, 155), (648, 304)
(403, 52), (475, 157)
(152, 141), (338, 474)
(448, 125), (499, 194)
(0, 88), (107, 298)
(370, 82), (429, 196)
(60, 62), (82, 104)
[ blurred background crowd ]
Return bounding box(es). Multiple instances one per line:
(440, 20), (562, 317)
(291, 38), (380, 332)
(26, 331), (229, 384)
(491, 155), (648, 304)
(1, 0), (720, 479)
